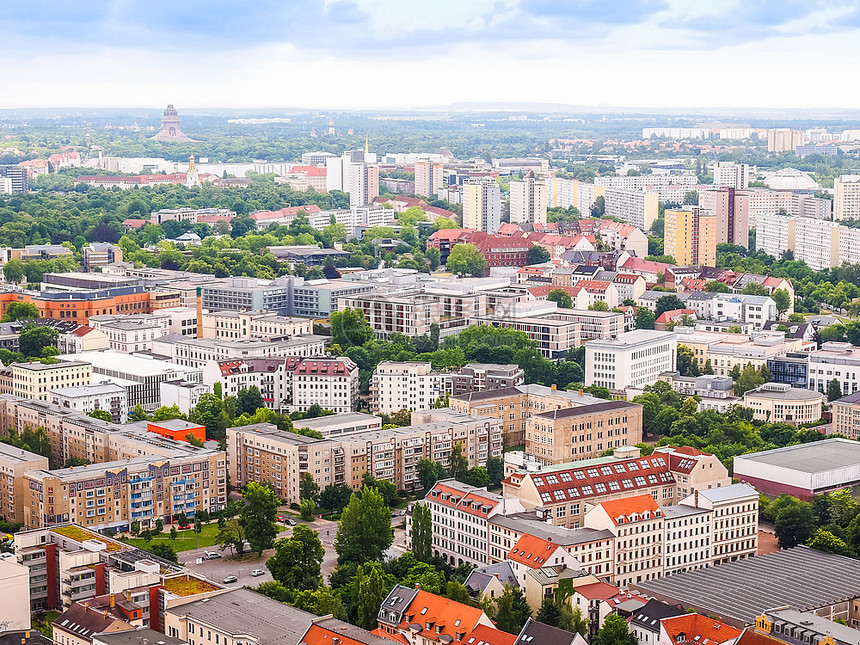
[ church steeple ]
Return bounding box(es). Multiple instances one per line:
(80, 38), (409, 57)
(188, 154), (197, 172)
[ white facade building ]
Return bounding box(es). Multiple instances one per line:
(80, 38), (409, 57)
(835, 175), (860, 220)
(585, 330), (677, 390)
(49, 382), (129, 423)
(712, 162), (750, 189)
(370, 361), (447, 414)
(603, 188), (659, 231)
(89, 314), (171, 353)
(662, 504), (712, 576)
(414, 161), (445, 198)
(680, 483), (758, 565)
(510, 173), (547, 225)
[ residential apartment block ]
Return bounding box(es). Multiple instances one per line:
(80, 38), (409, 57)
(12, 361), (93, 401)
(200, 311), (312, 341)
(664, 208), (717, 267)
(228, 411), (503, 500)
(449, 384), (604, 447)
(835, 175), (860, 220)
(0, 442), (49, 523)
(510, 172), (547, 225)
(150, 335), (327, 369)
(679, 483), (758, 565)
(370, 361), (447, 414)
(50, 383), (129, 423)
(698, 188), (750, 248)
(832, 391), (860, 440)
(463, 177), (502, 233)
(526, 400), (644, 465)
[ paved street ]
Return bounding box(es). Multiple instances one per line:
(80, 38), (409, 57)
(179, 515), (408, 587)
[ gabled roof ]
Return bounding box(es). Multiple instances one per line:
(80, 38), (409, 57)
(507, 534), (564, 568)
(596, 494), (662, 525)
(466, 625), (517, 645)
(53, 603), (131, 639)
(300, 618), (394, 645)
(630, 598), (687, 631)
(426, 480), (502, 518)
(660, 614), (741, 645)
(380, 586), (488, 643)
(464, 561), (518, 593)
(514, 617), (581, 645)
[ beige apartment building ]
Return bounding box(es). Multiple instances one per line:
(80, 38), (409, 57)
(12, 361), (92, 400)
(449, 384), (600, 447)
(680, 483), (758, 565)
(832, 392), (860, 440)
(664, 208), (717, 266)
(23, 447), (226, 530)
(227, 412), (503, 500)
(503, 447), (730, 529)
(526, 400), (643, 466)
(0, 442), (49, 523)
(338, 291), (441, 338)
(584, 495), (665, 588)
(370, 361), (447, 414)
(201, 311), (312, 341)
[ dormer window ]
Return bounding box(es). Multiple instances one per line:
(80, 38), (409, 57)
(421, 607), (428, 615)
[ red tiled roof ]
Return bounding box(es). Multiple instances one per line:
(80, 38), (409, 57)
(428, 228), (476, 241)
(122, 218), (148, 229)
(614, 273), (644, 284)
(293, 357), (356, 375)
(575, 280), (612, 293)
(466, 625), (517, 645)
(424, 206), (456, 219)
(196, 214), (237, 223)
(427, 482), (500, 518)
(507, 534), (563, 568)
(72, 325), (96, 337)
(575, 581), (624, 601)
(655, 309), (695, 324)
(524, 454), (675, 505)
(396, 589), (488, 643)
(525, 285), (578, 298)
(623, 257), (674, 274)
(660, 614), (741, 645)
(597, 494), (662, 526)
(251, 205), (322, 220)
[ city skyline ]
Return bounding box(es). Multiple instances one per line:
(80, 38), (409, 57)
(2, 1), (860, 110)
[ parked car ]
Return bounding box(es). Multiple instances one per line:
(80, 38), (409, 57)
(178, 524), (192, 530)
(286, 518), (297, 526)
(399, 510), (407, 516)
(251, 569), (265, 577)
(276, 515), (287, 523)
(223, 575), (238, 583)
(204, 551), (221, 560)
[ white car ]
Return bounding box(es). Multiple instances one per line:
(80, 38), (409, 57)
(251, 569), (265, 577)
(223, 575), (238, 583)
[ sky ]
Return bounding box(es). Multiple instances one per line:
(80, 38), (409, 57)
(2, 0), (860, 110)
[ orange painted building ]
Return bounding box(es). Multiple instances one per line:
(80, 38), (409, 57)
(146, 420), (206, 443)
(0, 290), (154, 325)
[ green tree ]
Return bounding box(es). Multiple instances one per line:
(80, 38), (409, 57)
(130, 404), (149, 422)
(319, 483), (353, 515)
(494, 586), (532, 635)
(807, 529), (853, 556)
(827, 489), (859, 526)
(547, 289), (573, 309)
(827, 378), (844, 402)
(773, 289), (792, 318)
(526, 245), (551, 265)
(267, 524), (325, 591)
(449, 443), (469, 483)
(444, 580), (471, 604)
(485, 456), (504, 487)
(292, 584), (346, 619)
(677, 345), (699, 377)
(588, 300), (610, 311)
(87, 409), (113, 422)
(151, 405), (186, 422)
(331, 308), (375, 349)
(2, 260), (24, 284)
(300, 472), (320, 503)
(19, 325), (59, 357)
(357, 566), (386, 631)
(705, 280), (731, 293)
(216, 518), (247, 555)
(733, 363), (766, 396)
(130, 520), (140, 537)
(240, 482), (279, 556)
(300, 498), (316, 521)
(237, 386), (264, 415)
(417, 458), (445, 490)
(537, 597), (561, 627)
(593, 614), (637, 645)
(411, 502), (432, 562)
(703, 359), (715, 375)
(1, 301), (38, 322)
(466, 466), (490, 487)
(334, 487), (393, 565)
(774, 502), (817, 549)
(150, 542), (178, 563)
(255, 580), (292, 603)
(446, 243), (487, 276)
(635, 308), (655, 330)
(655, 295), (686, 318)
(170, 526), (178, 541)
(189, 393), (227, 441)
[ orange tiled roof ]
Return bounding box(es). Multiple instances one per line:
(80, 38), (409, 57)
(507, 533), (563, 568)
(597, 494), (662, 525)
(398, 589), (487, 643)
(661, 614), (741, 645)
(465, 625), (517, 645)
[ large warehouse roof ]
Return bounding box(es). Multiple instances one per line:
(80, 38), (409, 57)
(632, 547), (860, 628)
(735, 438), (860, 474)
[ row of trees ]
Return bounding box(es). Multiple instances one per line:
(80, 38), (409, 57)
(766, 489), (860, 557)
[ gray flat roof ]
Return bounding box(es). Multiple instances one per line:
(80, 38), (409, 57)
(632, 546), (860, 627)
(168, 588), (314, 645)
(94, 628), (186, 645)
(734, 438), (860, 474)
(298, 412), (381, 430)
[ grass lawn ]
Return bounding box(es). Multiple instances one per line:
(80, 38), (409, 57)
(33, 611), (60, 638)
(121, 522), (221, 551)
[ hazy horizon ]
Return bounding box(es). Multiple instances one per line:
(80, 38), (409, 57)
(3, 1), (860, 111)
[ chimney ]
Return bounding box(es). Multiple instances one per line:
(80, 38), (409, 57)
(551, 384), (556, 391)
(110, 594), (115, 608)
(415, 583), (420, 589)
(578, 389), (583, 396)
(694, 489), (699, 507)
